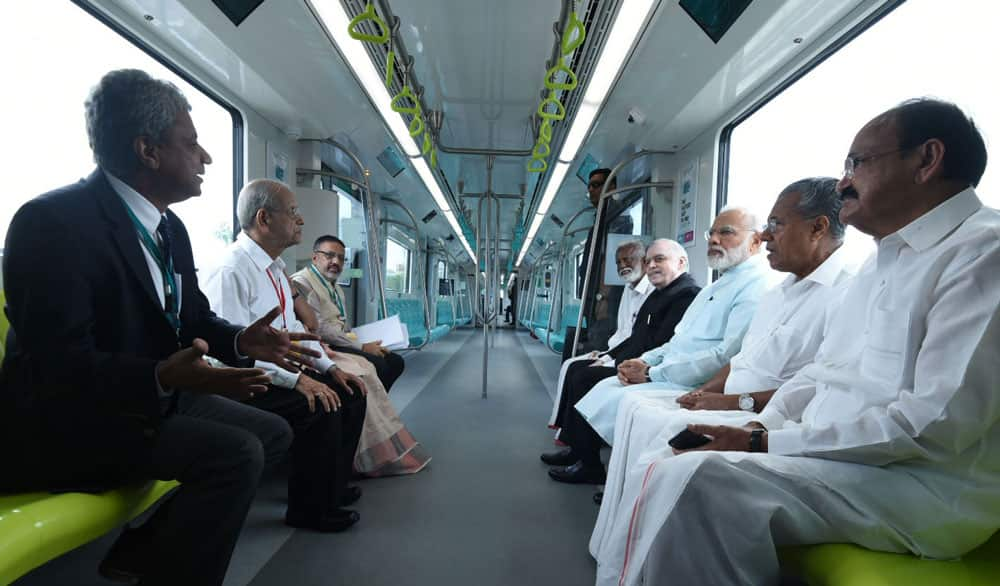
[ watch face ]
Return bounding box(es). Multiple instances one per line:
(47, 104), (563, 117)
(739, 394), (754, 411)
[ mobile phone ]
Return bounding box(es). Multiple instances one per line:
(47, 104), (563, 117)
(668, 428), (712, 450)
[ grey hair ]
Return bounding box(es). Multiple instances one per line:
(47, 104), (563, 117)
(237, 178), (290, 230)
(615, 239), (646, 259)
(84, 69), (191, 178)
(778, 177), (846, 242)
(717, 205), (761, 232)
(648, 238), (689, 272)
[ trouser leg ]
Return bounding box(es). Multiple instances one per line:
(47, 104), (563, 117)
(138, 413), (269, 586)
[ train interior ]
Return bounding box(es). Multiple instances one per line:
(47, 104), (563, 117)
(2, 0), (998, 584)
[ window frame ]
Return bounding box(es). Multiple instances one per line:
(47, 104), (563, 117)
(385, 236), (413, 294)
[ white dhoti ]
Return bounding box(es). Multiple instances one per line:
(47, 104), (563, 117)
(576, 379), (697, 445)
(593, 449), (998, 586)
(589, 391), (757, 560)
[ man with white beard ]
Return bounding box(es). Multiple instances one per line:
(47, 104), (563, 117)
(548, 209), (770, 483)
(548, 240), (654, 435)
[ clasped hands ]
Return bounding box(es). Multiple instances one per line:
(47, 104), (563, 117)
(157, 305), (323, 401)
(616, 358), (649, 385)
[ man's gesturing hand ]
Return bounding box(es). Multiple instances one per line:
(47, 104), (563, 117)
(237, 306), (322, 372)
(157, 338), (271, 401)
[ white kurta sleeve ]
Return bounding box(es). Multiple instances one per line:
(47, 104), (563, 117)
(769, 245), (1000, 464)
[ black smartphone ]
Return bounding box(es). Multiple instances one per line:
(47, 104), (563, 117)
(668, 428), (712, 450)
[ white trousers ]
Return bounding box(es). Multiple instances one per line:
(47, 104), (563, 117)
(593, 443), (997, 586)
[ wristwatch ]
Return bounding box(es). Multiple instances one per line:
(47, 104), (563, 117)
(738, 393), (755, 412)
(749, 429), (764, 452)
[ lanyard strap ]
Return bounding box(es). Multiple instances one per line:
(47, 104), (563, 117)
(121, 204), (180, 333)
(265, 268), (288, 330)
(309, 264), (346, 318)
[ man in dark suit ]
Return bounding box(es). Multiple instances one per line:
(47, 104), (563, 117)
(543, 239), (700, 483)
(0, 69), (317, 586)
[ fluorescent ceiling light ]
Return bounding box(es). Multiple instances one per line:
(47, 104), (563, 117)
(311, 1), (477, 262)
(515, 0), (656, 267)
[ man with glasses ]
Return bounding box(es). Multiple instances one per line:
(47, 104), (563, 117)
(292, 235), (406, 391)
(547, 208), (770, 484)
(590, 177), (856, 561)
(203, 179), (368, 533)
(596, 99), (1000, 586)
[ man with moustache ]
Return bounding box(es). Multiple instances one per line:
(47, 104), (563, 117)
(0, 70), (319, 585)
(203, 179), (368, 533)
(599, 99), (1000, 586)
(291, 235), (405, 391)
(542, 238), (701, 483)
(548, 208), (771, 484)
(548, 239), (654, 434)
(590, 177), (856, 559)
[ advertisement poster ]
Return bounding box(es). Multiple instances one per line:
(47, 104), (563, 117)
(678, 160), (698, 248)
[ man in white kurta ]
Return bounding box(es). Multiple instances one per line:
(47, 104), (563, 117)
(548, 239), (654, 431)
(573, 208), (771, 447)
(590, 177), (856, 561)
(595, 99), (1000, 586)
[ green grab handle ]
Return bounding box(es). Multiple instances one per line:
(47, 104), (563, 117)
(409, 114), (424, 137)
(422, 129), (433, 155)
(539, 119), (553, 142)
(348, 3), (390, 43)
(532, 141), (551, 159)
(561, 12), (586, 56)
(391, 85), (422, 115)
(544, 63), (578, 91)
(527, 157), (548, 173)
(385, 50), (396, 88)
(430, 148), (438, 169)
(537, 92), (566, 121)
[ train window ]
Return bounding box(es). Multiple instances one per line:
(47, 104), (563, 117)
(436, 260), (448, 280)
(338, 191), (364, 249)
(724, 0), (998, 268)
(385, 238), (412, 293)
(623, 198), (644, 236)
(3, 1), (240, 269)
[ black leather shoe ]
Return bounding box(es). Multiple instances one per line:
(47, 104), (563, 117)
(285, 508), (360, 532)
(98, 526), (151, 584)
(548, 461), (606, 484)
(340, 485), (362, 506)
(540, 447), (577, 466)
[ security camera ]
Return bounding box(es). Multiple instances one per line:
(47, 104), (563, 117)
(626, 107), (645, 125)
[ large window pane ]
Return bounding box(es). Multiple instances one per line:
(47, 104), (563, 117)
(2, 0), (237, 269)
(385, 238), (411, 292)
(727, 0), (998, 270)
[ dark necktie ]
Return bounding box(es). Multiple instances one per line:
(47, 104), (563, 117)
(156, 215), (173, 263)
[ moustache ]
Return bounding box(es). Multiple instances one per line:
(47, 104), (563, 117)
(708, 245), (726, 255)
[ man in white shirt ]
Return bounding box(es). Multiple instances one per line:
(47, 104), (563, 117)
(597, 99), (1000, 586)
(203, 179), (369, 533)
(548, 239), (653, 432)
(590, 176), (856, 556)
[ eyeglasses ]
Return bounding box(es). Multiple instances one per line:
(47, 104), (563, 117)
(272, 206), (302, 220)
(703, 226), (755, 241)
(588, 180), (606, 189)
(645, 254), (672, 265)
(314, 250), (345, 262)
(843, 146), (914, 178)
(760, 219), (782, 234)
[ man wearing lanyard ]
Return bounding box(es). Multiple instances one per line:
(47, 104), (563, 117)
(0, 69), (319, 586)
(292, 235), (406, 391)
(203, 178), (369, 535)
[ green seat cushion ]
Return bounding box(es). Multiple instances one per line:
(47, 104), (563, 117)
(780, 531), (1000, 586)
(0, 480), (179, 583)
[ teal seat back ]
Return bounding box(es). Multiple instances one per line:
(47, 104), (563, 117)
(386, 297), (427, 334)
(436, 298), (455, 325)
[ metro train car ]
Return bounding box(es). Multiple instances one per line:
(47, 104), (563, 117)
(1, 0), (998, 584)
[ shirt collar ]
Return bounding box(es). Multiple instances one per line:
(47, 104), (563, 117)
(797, 243), (853, 288)
(895, 187), (982, 252)
(104, 170), (162, 235)
(236, 231), (285, 273)
(628, 274), (652, 295)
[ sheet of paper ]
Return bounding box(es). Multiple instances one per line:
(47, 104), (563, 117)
(352, 314), (407, 349)
(383, 322), (409, 350)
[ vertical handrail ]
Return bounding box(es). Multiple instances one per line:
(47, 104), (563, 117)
(302, 138), (387, 319)
(381, 199), (432, 350)
(570, 150), (676, 358)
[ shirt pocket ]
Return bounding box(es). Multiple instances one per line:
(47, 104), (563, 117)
(744, 323), (807, 379)
(859, 308), (909, 386)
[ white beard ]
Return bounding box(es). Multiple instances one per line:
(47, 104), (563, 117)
(707, 244), (752, 271)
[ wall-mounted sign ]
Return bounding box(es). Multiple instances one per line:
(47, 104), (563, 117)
(678, 159), (698, 248)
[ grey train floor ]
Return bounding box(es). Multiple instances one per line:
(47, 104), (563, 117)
(15, 328), (600, 585)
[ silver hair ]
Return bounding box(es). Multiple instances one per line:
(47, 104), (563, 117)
(84, 69), (191, 178)
(778, 177), (846, 242)
(717, 205), (761, 233)
(237, 178), (290, 230)
(615, 239), (646, 259)
(648, 238), (689, 272)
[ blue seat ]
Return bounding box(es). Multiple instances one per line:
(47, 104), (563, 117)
(386, 297), (429, 347)
(546, 304), (582, 352)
